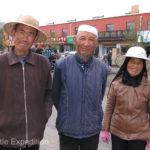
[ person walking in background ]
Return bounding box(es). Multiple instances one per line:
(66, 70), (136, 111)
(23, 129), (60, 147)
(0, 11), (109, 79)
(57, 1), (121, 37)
(0, 15), (53, 150)
(31, 44), (38, 53)
(35, 44), (43, 54)
(49, 52), (56, 71)
(42, 45), (51, 59)
(103, 54), (108, 64)
(100, 46), (150, 150)
(107, 50), (112, 66)
(52, 24), (107, 150)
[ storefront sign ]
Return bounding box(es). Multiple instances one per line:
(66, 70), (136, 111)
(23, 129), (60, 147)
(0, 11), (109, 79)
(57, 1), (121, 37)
(49, 36), (67, 43)
(67, 36), (74, 44)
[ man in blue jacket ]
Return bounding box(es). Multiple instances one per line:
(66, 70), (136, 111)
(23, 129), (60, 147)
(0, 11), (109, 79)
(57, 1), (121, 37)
(52, 24), (107, 150)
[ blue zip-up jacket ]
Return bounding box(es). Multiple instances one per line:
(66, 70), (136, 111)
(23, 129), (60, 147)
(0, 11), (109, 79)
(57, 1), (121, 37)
(52, 54), (107, 138)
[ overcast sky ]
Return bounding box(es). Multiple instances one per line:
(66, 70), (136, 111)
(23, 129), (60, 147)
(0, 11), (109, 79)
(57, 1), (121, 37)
(0, 0), (149, 26)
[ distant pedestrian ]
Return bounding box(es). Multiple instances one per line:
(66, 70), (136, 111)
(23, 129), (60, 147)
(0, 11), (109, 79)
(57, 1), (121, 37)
(31, 44), (37, 53)
(101, 46), (150, 150)
(36, 44), (43, 54)
(107, 50), (112, 66)
(103, 54), (108, 64)
(42, 45), (51, 59)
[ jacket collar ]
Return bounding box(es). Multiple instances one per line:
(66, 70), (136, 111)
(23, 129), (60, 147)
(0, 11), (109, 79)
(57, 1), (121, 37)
(7, 47), (35, 66)
(140, 76), (150, 85)
(75, 53), (93, 65)
(117, 76), (149, 85)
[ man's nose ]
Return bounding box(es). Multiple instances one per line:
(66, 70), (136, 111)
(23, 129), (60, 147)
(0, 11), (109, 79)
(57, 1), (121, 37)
(83, 39), (89, 46)
(22, 33), (28, 41)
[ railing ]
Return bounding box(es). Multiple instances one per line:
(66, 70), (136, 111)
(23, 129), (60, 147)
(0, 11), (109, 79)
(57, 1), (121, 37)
(98, 30), (135, 41)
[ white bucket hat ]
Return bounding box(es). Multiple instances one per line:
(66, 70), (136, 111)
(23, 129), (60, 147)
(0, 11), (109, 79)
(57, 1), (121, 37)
(116, 46), (150, 69)
(3, 15), (47, 42)
(125, 46), (148, 60)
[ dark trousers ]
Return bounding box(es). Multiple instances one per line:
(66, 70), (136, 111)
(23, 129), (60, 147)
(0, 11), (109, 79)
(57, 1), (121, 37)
(111, 134), (146, 150)
(0, 145), (39, 150)
(59, 133), (99, 150)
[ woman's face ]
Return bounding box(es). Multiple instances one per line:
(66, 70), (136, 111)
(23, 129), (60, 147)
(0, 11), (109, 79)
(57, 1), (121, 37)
(127, 57), (144, 77)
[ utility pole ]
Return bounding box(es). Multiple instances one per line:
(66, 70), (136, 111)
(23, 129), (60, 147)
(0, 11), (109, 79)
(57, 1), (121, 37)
(70, 24), (72, 36)
(137, 16), (142, 45)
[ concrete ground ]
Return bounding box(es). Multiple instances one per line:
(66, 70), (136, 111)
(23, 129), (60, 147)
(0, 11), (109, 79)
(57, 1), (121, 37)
(39, 67), (119, 150)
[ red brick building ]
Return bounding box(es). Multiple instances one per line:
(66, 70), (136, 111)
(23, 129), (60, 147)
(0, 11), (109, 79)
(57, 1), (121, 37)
(3, 13), (150, 58)
(39, 12), (150, 58)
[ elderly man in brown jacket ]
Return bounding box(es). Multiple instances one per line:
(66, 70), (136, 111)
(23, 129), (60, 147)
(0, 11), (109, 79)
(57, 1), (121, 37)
(0, 15), (53, 150)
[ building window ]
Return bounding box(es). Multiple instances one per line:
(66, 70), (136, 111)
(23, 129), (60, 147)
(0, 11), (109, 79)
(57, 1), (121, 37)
(106, 24), (114, 31)
(62, 28), (67, 36)
(50, 30), (55, 37)
(126, 22), (135, 30)
(75, 27), (78, 35)
(148, 20), (150, 30)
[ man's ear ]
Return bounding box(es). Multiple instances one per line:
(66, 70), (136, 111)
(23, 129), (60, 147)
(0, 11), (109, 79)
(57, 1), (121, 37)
(73, 36), (77, 45)
(11, 29), (16, 40)
(34, 35), (39, 43)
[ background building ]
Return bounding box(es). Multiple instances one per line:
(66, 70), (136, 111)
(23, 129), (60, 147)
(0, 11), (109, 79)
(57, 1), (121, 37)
(2, 11), (150, 62)
(39, 12), (150, 60)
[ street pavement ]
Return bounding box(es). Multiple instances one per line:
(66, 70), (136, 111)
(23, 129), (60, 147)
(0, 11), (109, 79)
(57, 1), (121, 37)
(39, 67), (119, 150)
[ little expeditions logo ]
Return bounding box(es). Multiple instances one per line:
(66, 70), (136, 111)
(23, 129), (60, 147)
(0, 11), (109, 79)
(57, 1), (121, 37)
(0, 138), (49, 146)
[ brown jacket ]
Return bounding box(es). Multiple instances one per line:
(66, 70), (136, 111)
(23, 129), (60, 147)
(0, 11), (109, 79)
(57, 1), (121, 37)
(0, 49), (53, 148)
(102, 76), (150, 140)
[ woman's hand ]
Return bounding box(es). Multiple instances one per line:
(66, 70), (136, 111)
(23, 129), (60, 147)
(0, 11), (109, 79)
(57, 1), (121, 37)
(100, 131), (110, 144)
(147, 140), (150, 150)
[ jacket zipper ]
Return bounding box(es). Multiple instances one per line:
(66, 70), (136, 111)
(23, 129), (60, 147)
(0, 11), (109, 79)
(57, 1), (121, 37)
(82, 68), (86, 135)
(83, 69), (87, 104)
(22, 64), (28, 144)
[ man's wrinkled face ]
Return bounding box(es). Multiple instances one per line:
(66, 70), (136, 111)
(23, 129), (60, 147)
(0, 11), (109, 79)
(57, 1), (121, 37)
(75, 31), (98, 61)
(12, 24), (38, 55)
